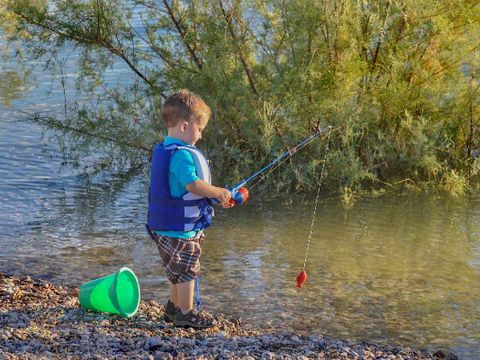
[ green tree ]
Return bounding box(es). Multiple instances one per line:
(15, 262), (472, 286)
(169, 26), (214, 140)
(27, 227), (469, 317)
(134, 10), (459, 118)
(1, 0), (479, 195)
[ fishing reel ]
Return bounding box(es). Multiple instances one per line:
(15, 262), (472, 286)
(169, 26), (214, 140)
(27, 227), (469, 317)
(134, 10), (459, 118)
(229, 186), (249, 206)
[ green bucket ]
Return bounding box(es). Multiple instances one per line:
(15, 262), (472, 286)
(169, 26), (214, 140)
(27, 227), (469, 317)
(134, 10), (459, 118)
(79, 267), (140, 318)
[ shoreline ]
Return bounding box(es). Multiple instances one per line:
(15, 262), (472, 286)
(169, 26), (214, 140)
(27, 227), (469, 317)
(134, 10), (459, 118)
(0, 273), (457, 359)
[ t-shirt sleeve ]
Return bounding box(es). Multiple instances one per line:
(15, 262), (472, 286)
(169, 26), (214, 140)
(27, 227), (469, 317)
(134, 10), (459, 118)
(170, 150), (199, 188)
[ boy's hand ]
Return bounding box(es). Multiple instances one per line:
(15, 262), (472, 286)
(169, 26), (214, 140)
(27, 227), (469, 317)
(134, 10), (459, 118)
(215, 188), (231, 205)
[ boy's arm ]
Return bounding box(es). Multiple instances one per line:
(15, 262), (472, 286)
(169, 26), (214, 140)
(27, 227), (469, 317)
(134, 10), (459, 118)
(171, 150), (231, 205)
(186, 180), (231, 204)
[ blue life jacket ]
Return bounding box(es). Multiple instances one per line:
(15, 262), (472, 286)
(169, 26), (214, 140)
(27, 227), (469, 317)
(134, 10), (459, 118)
(147, 142), (214, 232)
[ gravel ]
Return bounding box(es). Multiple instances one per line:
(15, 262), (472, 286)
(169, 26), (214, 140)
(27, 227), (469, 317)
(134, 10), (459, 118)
(0, 273), (458, 359)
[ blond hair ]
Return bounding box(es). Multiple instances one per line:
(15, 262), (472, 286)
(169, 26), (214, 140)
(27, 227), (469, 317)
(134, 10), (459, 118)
(162, 89), (211, 128)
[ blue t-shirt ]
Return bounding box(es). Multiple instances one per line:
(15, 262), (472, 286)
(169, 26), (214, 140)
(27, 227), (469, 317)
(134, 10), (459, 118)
(154, 136), (200, 239)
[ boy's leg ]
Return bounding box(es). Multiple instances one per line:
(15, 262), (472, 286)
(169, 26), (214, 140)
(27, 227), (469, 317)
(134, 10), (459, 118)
(170, 283), (178, 305)
(176, 280), (195, 314)
(173, 279), (216, 328)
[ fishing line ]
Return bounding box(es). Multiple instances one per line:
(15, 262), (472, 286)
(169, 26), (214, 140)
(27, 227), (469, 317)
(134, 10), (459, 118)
(211, 125), (335, 288)
(296, 134), (329, 288)
(302, 150), (328, 271)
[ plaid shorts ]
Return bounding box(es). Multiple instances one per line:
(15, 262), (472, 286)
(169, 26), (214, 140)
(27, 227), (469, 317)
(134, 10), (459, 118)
(152, 232), (205, 284)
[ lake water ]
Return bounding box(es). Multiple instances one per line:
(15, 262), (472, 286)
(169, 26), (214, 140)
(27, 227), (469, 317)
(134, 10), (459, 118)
(1, 32), (480, 360)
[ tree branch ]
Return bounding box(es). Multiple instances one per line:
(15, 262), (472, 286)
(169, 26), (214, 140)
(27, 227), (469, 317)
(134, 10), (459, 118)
(162, 0), (203, 70)
(19, 110), (153, 153)
(218, 0), (258, 96)
(417, 42), (480, 85)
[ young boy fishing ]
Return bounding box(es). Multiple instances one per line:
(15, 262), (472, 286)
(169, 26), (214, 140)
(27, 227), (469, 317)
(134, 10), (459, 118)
(146, 90), (232, 329)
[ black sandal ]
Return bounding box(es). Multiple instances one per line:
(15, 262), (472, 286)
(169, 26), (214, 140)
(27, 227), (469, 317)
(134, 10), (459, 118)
(164, 300), (176, 323)
(174, 308), (217, 329)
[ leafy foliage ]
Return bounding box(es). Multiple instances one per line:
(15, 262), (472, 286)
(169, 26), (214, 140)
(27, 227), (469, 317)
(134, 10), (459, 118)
(1, 0), (479, 194)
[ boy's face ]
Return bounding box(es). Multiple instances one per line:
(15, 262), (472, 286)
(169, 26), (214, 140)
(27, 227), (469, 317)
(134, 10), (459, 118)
(181, 115), (208, 146)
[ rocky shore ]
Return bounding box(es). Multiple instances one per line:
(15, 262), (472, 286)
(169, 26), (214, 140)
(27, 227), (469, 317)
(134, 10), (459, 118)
(0, 273), (458, 359)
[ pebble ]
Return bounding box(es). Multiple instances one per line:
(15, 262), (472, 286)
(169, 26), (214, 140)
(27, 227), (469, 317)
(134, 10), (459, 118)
(0, 273), (458, 360)
(145, 336), (163, 350)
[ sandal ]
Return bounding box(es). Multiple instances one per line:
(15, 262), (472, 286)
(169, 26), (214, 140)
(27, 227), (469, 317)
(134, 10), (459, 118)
(164, 300), (176, 323)
(174, 308), (217, 329)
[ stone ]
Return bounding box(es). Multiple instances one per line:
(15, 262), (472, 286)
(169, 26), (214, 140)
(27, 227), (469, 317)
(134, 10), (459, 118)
(145, 336), (163, 350)
(153, 351), (173, 360)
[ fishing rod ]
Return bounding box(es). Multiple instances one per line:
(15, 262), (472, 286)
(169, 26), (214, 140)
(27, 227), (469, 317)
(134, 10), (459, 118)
(219, 125), (333, 206)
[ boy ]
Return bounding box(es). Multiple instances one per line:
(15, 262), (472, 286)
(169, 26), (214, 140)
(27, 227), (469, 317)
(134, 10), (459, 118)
(146, 90), (232, 328)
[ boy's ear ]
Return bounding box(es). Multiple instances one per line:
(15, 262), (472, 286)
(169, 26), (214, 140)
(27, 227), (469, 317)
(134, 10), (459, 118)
(180, 120), (188, 132)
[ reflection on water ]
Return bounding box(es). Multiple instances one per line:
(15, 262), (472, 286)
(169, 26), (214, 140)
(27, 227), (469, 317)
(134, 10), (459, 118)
(207, 196), (480, 356)
(0, 116), (479, 359)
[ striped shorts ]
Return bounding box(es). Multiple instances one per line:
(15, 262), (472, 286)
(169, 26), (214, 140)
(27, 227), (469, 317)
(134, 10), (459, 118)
(152, 232), (205, 284)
